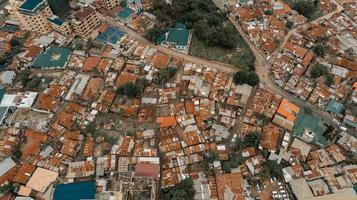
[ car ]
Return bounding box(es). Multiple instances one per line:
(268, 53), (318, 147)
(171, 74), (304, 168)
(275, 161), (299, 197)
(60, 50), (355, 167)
(332, 119), (340, 125)
(339, 126), (347, 131)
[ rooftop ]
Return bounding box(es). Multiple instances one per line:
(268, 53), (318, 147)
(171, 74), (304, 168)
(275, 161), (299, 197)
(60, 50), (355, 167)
(53, 181), (96, 200)
(117, 7), (135, 19)
(32, 47), (72, 69)
(292, 108), (327, 146)
(19, 0), (44, 12)
(166, 23), (190, 47)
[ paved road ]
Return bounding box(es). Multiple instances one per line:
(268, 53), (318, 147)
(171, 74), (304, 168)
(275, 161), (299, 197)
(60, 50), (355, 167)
(213, 0), (357, 136)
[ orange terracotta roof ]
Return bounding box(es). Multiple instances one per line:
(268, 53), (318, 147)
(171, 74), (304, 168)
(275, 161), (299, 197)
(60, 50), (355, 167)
(82, 56), (101, 71)
(216, 173), (244, 200)
(276, 98), (300, 123)
(156, 116), (177, 128)
(81, 77), (103, 101)
(23, 46), (42, 60)
(115, 72), (138, 87)
(12, 163), (36, 184)
(38, 94), (59, 112)
(24, 130), (48, 143)
(56, 112), (74, 128)
(260, 124), (280, 151)
(152, 53), (170, 69)
(47, 85), (66, 98)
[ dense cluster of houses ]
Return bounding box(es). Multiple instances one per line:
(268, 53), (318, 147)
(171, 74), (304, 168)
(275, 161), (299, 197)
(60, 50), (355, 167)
(0, 0), (355, 200)
(269, 1), (357, 130)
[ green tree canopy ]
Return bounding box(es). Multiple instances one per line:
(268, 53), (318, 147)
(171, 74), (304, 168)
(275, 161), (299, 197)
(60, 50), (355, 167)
(117, 82), (142, 97)
(156, 67), (177, 84)
(162, 178), (195, 200)
(310, 64), (328, 78)
(313, 45), (325, 57)
(293, 0), (316, 18)
(233, 70), (260, 86)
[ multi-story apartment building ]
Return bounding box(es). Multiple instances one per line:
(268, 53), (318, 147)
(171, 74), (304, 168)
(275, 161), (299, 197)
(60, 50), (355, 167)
(102, 0), (120, 10)
(7, 0), (53, 33)
(70, 6), (100, 38)
(48, 16), (72, 36)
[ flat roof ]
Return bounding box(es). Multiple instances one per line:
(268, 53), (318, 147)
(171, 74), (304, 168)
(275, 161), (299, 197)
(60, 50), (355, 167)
(48, 17), (65, 26)
(117, 7), (134, 19)
(32, 47), (71, 69)
(19, 0), (44, 11)
(26, 167), (58, 193)
(53, 181), (96, 200)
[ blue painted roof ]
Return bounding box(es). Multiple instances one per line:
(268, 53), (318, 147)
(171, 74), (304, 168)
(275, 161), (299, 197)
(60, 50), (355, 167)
(48, 17), (65, 26)
(96, 26), (126, 45)
(116, 7), (134, 19)
(326, 99), (344, 114)
(53, 181), (95, 200)
(19, 0), (44, 11)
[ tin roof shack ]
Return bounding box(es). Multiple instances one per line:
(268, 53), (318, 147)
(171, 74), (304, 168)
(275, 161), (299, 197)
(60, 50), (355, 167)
(66, 160), (95, 179)
(0, 157), (17, 186)
(216, 172), (244, 200)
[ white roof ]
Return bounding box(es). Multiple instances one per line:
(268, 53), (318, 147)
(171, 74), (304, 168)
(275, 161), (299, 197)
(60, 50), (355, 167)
(0, 157), (16, 177)
(0, 71), (16, 84)
(0, 92), (37, 108)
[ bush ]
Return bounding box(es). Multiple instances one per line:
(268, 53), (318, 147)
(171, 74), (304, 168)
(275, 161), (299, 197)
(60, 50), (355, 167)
(233, 70), (260, 86)
(222, 160), (231, 173)
(263, 160), (283, 178)
(152, 0), (241, 49)
(243, 132), (261, 149)
(145, 25), (167, 43)
(310, 64), (328, 78)
(293, 0), (316, 18)
(117, 82), (142, 97)
(156, 67), (177, 84)
(313, 45), (325, 57)
(285, 20), (294, 29)
(325, 73), (334, 86)
(162, 178), (195, 200)
(264, 10), (273, 15)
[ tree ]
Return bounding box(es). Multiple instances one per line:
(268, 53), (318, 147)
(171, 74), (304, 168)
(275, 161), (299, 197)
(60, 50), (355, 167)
(10, 38), (21, 47)
(0, 183), (14, 194)
(145, 25), (167, 43)
(120, 0), (127, 7)
(325, 73), (334, 86)
(12, 144), (22, 160)
(230, 154), (245, 168)
(222, 160), (231, 173)
(313, 45), (325, 57)
(293, 0), (316, 18)
(263, 160), (283, 178)
(310, 64), (328, 78)
(16, 70), (31, 86)
(204, 151), (219, 164)
(285, 20), (294, 29)
(117, 82), (141, 97)
(243, 132), (261, 149)
(264, 10), (273, 15)
(162, 178), (195, 200)
(233, 137), (243, 151)
(156, 67), (177, 84)
(233, 70), (260, 86)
